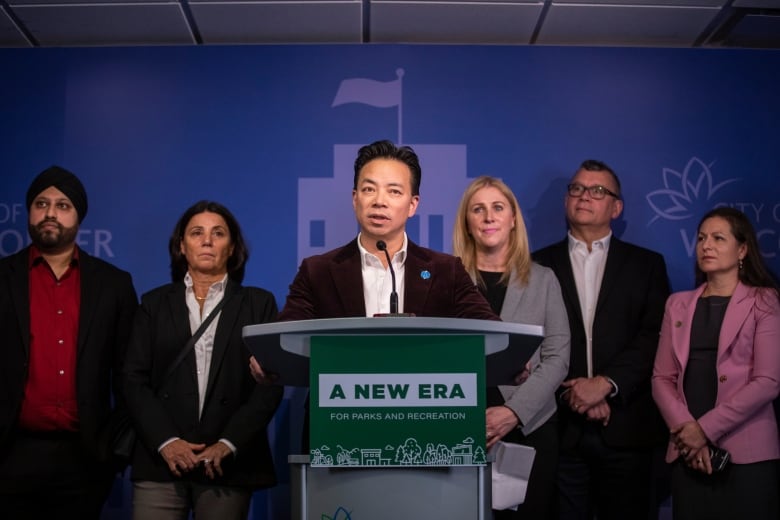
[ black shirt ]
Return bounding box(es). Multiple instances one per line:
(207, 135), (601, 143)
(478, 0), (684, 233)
(683, 295), (730, 419)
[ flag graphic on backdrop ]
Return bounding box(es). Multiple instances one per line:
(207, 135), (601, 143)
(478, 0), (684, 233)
(332, 69), (404, 108)
(332, 69), (405, 143)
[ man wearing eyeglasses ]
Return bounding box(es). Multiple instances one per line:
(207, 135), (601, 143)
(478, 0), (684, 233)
(533, 160), (670, 520)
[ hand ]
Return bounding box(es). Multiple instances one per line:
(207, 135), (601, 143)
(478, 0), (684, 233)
(671, 421), (708, 462)
(686, 445), (712, 475)
(485, 406), (520, 450)
(197, 441), (234, 480)
(513, 361), (533, 385)
(585, 400), (611, 426)
(561, 377), (612, 413)
(248, 356), (277, 384)
(160, 439), (207, 477)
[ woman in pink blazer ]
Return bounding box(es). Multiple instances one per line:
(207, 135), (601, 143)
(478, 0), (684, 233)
(652, 207), (780, 519)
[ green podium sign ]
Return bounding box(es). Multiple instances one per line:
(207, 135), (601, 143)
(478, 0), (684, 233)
(309, 334), (486, 468)
(243, 317), (545, 519)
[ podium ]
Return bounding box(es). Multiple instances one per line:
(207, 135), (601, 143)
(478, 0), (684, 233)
(243, 317), (543, 520)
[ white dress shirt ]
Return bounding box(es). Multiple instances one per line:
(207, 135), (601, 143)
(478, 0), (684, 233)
(357, 232), (408, 316)
(184, 272), (227, 418)
(568, 231), (611, 378)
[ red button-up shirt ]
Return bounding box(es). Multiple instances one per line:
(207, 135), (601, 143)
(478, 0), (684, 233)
(18, 246), (81, 432)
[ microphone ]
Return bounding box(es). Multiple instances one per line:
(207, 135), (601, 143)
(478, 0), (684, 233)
(376, 240), (399, 314)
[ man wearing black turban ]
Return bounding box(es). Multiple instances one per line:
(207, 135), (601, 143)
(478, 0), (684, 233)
(0, 165), (138, 518)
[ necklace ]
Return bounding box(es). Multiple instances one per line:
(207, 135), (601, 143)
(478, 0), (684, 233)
(195, 296), (207, 301)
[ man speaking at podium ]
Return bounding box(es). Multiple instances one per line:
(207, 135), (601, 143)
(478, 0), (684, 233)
(251, 140), (499, 450)
(276, 139), (497, 322)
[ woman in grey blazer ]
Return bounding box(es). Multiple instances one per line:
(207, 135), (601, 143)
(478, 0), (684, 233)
(454, 176), (570, 520)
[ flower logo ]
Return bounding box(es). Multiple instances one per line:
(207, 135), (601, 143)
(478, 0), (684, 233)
(322, 506), (353, 520)
(646, 157), (739, 225)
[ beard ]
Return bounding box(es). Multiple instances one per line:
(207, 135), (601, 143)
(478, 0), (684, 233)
(28, 218), (79, 253)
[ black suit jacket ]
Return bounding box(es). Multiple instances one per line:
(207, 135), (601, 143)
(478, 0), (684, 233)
(278, 238), (497, 320)
(123, 280), (282, 488)
(0, 246), (137, 462)
(533, 237), (670, 448)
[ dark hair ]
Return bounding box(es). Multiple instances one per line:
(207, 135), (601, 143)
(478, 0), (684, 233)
(577, 159), (622, 197)
(694, 207), (779, 292)
(168, 200), (249, 283)
(353, 140), (421, 196)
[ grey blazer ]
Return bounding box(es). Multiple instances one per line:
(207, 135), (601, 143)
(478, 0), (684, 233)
(496, 263), (570, 435)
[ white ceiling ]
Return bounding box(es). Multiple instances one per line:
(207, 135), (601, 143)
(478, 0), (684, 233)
(0, 0), (778, 48)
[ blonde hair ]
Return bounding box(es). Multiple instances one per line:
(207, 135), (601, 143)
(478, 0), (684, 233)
(453, 176), (531, 288)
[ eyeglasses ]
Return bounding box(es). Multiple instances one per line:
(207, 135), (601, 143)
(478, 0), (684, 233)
(567, 183), (620, 200)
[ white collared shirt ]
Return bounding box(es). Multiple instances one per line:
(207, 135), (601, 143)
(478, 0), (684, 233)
(357, 232), (407, 316)
(568, 231), (611, 378)
(184, 272), (227, 417)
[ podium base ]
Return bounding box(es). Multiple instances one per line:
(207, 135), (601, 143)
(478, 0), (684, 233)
(290, 455), (491, 519)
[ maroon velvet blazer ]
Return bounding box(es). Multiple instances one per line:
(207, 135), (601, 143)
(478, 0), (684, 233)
(278, 238), (498, 321)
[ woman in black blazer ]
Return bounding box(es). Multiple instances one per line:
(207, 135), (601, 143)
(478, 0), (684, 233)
(124, 200), (282, 519)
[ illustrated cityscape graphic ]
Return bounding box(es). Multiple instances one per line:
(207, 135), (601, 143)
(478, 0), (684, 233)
(311, 436), (487, 467)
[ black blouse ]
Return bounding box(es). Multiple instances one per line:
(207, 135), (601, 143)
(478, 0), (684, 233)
(480, 270), (509, 408)
(478, 270), (507, 316)
(683, 295), (730, 419)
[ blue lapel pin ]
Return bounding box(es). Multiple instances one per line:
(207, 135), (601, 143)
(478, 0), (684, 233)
(420, 270), (431, 280)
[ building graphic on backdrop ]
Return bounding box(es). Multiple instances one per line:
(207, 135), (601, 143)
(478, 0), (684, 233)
(297, 70), (472, 263)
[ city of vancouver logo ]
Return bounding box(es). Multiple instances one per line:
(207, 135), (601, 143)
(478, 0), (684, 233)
(646, 157), (739, 225)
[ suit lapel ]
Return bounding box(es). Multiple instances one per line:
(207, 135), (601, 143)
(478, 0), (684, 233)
(550, 241), (583, 328)
(404, 242), (433, 315)
(549, 241), (589, 376)
(166, 283), (197, 386)
(167, 283), (191, 343)
(595, 238), (625, 316)
(331, 240), (366, 316)
(671, 286), (705, 367)
(718, 283), (753, 362)
(499, 270), (525, 320)
(76, 249), (99, 359)
(8, 250), (31, 356)
(204, 282), (241, 403)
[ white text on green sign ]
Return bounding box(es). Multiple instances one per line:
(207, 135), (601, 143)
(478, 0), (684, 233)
(318, 373), (477, 407)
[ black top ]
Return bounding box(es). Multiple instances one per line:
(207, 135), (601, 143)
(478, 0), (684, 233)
(684, 295), (730, 419)
(480, 270), (509, 408)
(478, 270), (507, 316)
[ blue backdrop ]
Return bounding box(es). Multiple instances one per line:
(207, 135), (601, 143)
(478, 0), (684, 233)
(1, 44), (779, 518)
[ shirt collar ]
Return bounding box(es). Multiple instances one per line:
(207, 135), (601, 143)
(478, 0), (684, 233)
(567, 230), (612, 253)
(357, 232), (408, 267)
(183, 271), (229, 291)
(28, 244), (80, 269)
